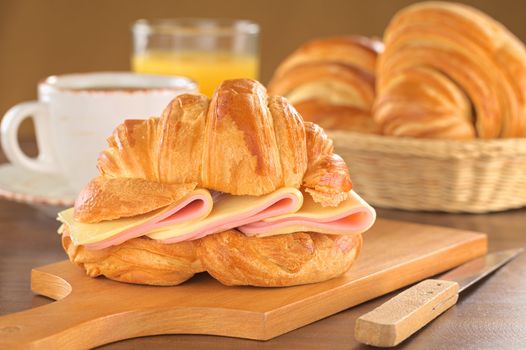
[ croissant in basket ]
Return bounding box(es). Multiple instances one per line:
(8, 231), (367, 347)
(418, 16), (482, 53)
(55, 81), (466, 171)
(58, 79), (376, 287)
(375, 1), (526, 139)
(268, 36), (383, 133)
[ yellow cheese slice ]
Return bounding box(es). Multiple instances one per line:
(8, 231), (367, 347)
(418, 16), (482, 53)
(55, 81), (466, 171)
(146, 187), (303, 241)
(57, 188), (213, 246)
(264, 190), (368, 221)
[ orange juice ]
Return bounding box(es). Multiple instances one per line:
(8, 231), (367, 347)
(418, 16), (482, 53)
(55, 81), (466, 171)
(132, 51), (259, 96)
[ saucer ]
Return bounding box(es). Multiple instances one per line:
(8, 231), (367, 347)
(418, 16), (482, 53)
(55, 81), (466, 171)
(0, 163), (76, 207)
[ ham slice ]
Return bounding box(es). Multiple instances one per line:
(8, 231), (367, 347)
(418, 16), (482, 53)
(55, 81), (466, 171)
(238, 191), (376, 237)
(59, 187), (305, 250)
(58, 189), (213, 249)
(146, 188), (304, 243)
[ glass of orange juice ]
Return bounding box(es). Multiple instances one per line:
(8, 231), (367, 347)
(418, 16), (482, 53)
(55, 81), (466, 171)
(132, 18), (260, 96)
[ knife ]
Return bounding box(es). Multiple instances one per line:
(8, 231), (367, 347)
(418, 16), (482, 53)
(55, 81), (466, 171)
(354, 248), (523, 347)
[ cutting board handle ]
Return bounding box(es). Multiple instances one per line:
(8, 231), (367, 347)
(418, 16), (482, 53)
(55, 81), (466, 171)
(0, 295), (117, 349)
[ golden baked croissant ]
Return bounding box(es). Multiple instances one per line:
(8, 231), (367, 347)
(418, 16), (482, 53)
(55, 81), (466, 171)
(89, 79), (351, 222)
(62, 232), (204, 286)
(62, 228), (362, 287)
(375, 2), (526, 139)
(198, 230), (362, 287)
(61, 79), (368, 287)
(268, 36), (383, 133)
(74, 177), (197, 223)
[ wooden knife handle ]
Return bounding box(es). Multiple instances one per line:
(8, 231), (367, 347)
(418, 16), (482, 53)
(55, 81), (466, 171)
(354, 279), (459, 347)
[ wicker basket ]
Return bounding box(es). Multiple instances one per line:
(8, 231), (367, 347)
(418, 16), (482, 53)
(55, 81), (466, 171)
(329, 130), (526, 213)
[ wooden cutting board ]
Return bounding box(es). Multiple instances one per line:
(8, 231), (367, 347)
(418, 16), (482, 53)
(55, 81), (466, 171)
(0, 219), (487, 349)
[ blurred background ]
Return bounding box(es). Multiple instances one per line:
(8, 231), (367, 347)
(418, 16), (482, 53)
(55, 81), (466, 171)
(1, 0), (525, 137)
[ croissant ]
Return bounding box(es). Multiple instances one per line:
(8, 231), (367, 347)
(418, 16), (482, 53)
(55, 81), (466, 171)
(94, 80), (350, 216)
(375, 2), (526, 139)
(61, 230), (204, 286)
(268, 36), (383, 133)
(62, 79), (366, 287)
(62, 227), (362, 287)
(198, 230), (362, 287)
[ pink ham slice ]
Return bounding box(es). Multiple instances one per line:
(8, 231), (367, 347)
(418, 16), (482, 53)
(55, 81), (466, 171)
(84, 192), (213, 250)
(85, 189), (303, 250)
(159, 191), (303, 244)
(238, 193), (376, 237)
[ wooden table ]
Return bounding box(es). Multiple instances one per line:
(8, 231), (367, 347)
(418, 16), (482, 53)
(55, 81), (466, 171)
(0, 159), (525, 348)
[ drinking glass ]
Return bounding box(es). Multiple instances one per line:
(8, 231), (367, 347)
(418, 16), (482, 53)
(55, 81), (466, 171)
(132, 18), (260, 96)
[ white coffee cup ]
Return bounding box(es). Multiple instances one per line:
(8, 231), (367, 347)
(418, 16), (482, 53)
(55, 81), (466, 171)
(1, 72), (197, 193)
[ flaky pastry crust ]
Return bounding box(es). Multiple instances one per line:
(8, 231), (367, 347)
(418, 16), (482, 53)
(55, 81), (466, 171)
(62, 226), (362, 287)
(74, 177), (197, 223)
(78, 80), (351, 223)
(268, 36), (383, 133)
(198, 230), (363, 287)
(293, 99), (380, 134)
(375, 2), (526, 138)
(62, 231), (204, 286)
(303, 122), (352, 206)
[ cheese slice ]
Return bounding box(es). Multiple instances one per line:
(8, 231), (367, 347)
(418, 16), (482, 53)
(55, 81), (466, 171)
(147, 187), (304, 243)
(57, 189), (213, 248)
(238, 190), (376, 237)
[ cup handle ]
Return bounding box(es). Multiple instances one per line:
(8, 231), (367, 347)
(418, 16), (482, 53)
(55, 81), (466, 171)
(1, 101), (58, 173)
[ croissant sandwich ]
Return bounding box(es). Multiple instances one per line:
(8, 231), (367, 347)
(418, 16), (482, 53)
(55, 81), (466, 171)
(58, 79), (376, 287)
